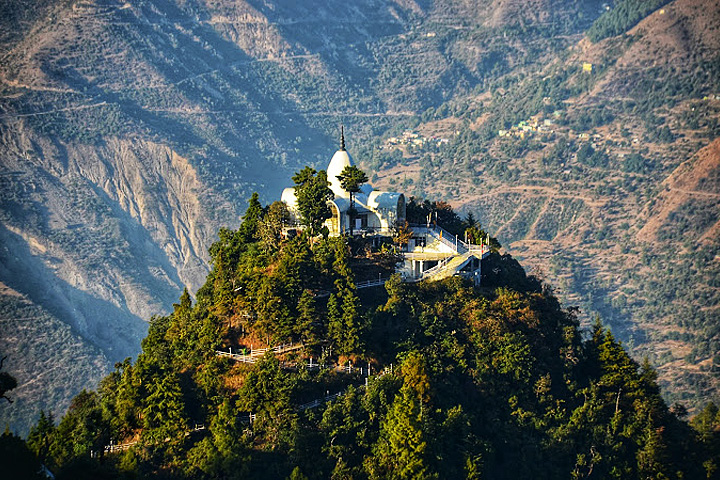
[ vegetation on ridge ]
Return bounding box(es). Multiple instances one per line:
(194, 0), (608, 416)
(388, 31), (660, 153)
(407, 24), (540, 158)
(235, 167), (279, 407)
(1, 192), (718, 480)
(587, 0), (672, 42)
(1, 0), (719, 453)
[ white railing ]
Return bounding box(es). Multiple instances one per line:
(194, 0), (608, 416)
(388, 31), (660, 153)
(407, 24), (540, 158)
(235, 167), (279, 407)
(216, 350), (257, 363)
(105, 440), (137, 453)
(216, 342), (304, 364)
(353, 227), (395, 237)
(408, 224), (466, 254)
(356, 277), (388, 289)
(104, 425), (205, 454)
(298, 391), (343, 411)
(418, 255), (455, 279)
(408, 224), (490, 257)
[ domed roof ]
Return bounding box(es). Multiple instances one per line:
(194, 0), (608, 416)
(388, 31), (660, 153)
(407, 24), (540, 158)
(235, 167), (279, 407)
(368, 191), (403, 210)
(327, 150), (353, 198)
(327, 127), (354, 198)
(281, 187), (297, 209)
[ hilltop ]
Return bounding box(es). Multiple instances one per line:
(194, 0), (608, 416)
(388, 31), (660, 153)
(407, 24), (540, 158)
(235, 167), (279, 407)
(4, 204), (719, 479)
(0, 0), (608, 433)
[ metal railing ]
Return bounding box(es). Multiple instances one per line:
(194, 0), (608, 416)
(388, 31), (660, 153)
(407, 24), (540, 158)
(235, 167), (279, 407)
(418, 255), (455, 279)
(356, 276), (389, 289)
(408, 224), (490, 257)
(216, 342), (304, 364)
(104, 425), (206, 454)
(408, 224), (466, 253)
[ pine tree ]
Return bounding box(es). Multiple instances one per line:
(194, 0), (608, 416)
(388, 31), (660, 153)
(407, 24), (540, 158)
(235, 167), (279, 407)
(168, 288), (195, 364)
(293, 167), (334, 237)
(340, 287), (362, 356)
(327, 286), (363, 357)
(238, 353), (296, 448)
(327, 291), (343, 352)
(296, 289), (319, 344)
(0, 355), (17, 403)
(369, 354), (434, 479)
(0, 429), (45, 480)
(331, 237), (354, 289)
(336, 164), (368, 236)
(48, 390), (107, 468)
(27, 410), (55, 466)
(141, 372), (188, 445)
(259, 200), (290, 253)
(320, 386), (369, 478)
(240, 192), (263, 242)
(287, 466), (309, 480)
(211, 398), (246, 458)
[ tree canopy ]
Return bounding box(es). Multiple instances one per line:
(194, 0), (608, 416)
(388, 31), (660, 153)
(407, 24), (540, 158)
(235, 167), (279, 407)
(337, 164), (369, 235)
(337, 165), (369, 198)
(0, 356), (17, 404)
(292, 167), (334, 237)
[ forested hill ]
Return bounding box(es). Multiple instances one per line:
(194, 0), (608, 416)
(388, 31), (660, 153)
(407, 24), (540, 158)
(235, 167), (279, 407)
(1, 0), (719, 438)
(4, 202), (720, 480)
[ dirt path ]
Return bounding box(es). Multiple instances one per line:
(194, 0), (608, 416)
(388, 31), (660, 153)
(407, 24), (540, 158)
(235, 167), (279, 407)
(463, 185), (604, 207)
(1, 79), (76, 94)
(0, 102), (107, 118)
(666, 187), (720, 198)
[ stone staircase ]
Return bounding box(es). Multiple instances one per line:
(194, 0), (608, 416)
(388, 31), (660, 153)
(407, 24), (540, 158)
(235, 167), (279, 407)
(419, 251), (474, 282)
(404, 225), (491, 284)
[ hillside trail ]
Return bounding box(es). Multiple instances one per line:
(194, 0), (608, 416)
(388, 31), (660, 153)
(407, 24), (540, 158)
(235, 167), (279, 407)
(466, 185), (604, 207)
(142, 107), (415, 117)
(0, 79), (76, 94)
(665, 187), (720, 198)
(0, 102), (107, 118)
(471, 184), (602, 239)
(524, 197), (553, 239)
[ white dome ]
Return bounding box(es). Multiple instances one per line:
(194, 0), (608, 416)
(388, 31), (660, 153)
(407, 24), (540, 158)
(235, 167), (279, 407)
(327, 149), (354, 198)
(281, 187), (297, 211)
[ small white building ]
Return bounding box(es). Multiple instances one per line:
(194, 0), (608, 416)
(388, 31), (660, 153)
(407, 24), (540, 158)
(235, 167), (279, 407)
(281, 130), (406, 236)
(281, 129), (490, 285)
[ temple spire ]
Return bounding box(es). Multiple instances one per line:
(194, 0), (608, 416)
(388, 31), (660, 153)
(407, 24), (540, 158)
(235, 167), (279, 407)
(340, 125), (346, 151)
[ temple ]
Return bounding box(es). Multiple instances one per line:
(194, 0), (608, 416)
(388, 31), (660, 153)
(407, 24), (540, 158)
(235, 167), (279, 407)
(280, 128), (490, 285)
(281, 128), (406, 236)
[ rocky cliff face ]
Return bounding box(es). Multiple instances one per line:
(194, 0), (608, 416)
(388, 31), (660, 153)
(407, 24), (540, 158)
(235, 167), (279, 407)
(0, 126), (221, 340)
(0, 0), (423, 433)
(0, 125), (232, 432)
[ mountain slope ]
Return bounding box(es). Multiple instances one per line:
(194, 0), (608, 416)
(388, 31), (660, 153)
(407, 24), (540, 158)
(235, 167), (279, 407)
(0, 0), (609, 433)
(0, 281), (108, 435)
(9, 225), (719, 479)
(639, 138), (720, 244)
(366, 0), (719, 409)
